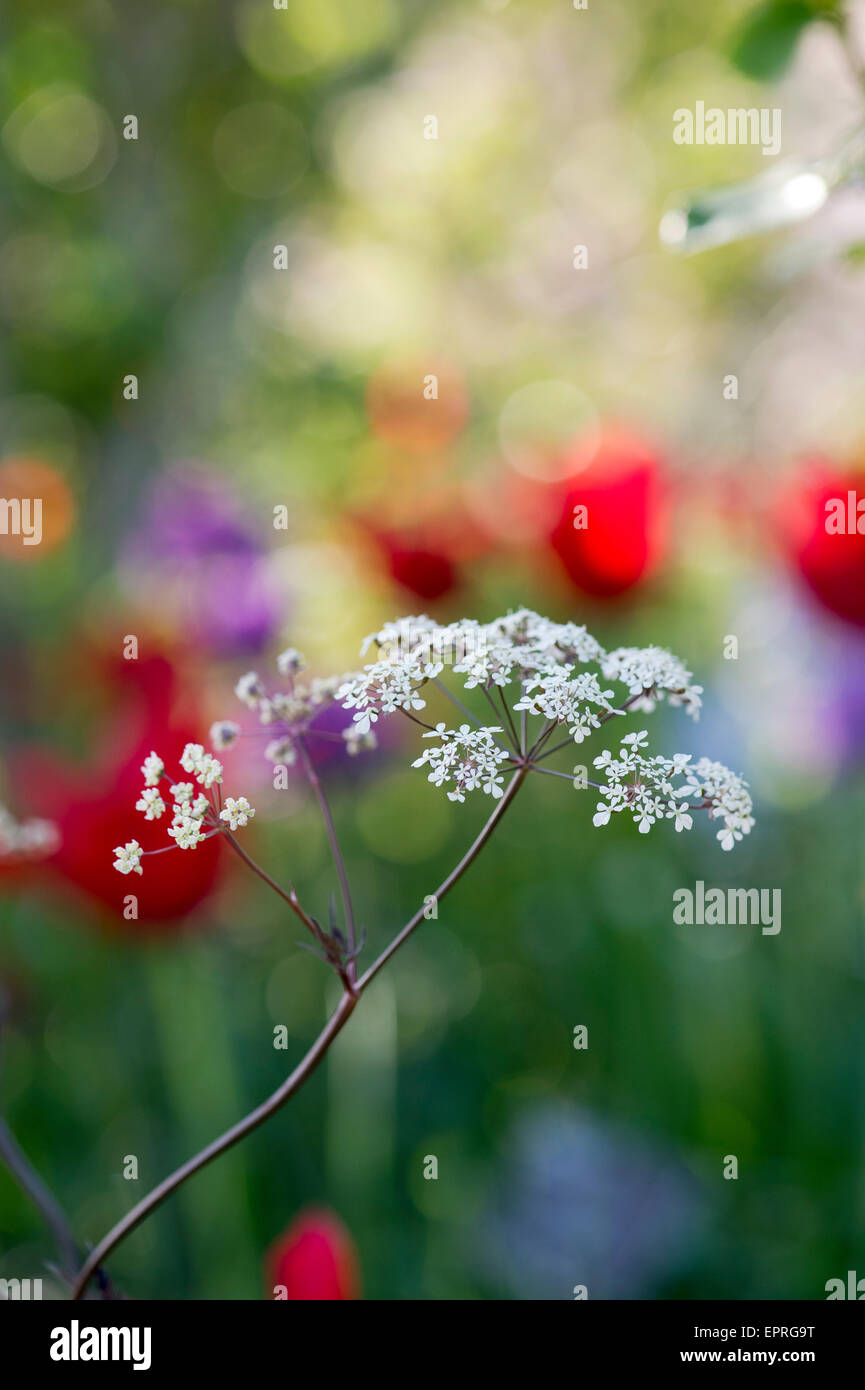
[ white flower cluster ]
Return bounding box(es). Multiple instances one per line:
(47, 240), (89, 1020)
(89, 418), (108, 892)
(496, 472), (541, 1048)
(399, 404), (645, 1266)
(600, 646), (703, 718)
(166, 776), (213, 849)
(348, 610), (752, 845)
(337, 659), (431, 736)
(591, 733), (753, 850)
(679, 757), (756, 852)
(514, 669), (615, 743)
(113, 744), (256, 876)
(219, 796), (255, 831)
(113, 839), (143, 875)
(412, 723), (510, 802)
(355, 610), (699, 723)
(0, 803), (60, 861)
(230, 655), (366, 764)
(113, 611), (753, 857)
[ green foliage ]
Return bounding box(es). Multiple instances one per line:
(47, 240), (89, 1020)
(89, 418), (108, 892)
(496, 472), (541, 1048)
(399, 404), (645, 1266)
(729, 0), (827, 81)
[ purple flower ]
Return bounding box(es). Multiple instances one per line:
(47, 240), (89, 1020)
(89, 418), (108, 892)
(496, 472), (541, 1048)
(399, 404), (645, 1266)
(123, 463), (282, 655)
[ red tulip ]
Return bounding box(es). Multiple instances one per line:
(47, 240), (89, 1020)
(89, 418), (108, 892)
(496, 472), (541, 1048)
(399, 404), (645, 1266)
(361, 508), (491, 604)
(548, 428), (665, 599)
(779, 460), (865, 627)
(266, 1209), (360, 1301)
(378, 531), (459, 601)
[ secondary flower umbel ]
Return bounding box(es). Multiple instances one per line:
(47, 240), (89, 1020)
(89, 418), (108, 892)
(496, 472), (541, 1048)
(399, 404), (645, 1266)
(0, 803), (60, 861)
(110, 744), (256, 875)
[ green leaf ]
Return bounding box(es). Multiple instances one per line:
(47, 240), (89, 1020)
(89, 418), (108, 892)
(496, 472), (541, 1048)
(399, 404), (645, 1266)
(729, 1), (820, 82)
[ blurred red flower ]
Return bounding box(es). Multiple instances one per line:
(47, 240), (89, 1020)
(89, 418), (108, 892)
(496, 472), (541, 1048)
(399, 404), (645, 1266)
(779, 460), (865, 627)
(10, 646), (221, 929)
(548, 428), (666, 599)
(360, 504), (493, 604)
(265, 1208), (361, 1301)
(372, 525), (460, 601)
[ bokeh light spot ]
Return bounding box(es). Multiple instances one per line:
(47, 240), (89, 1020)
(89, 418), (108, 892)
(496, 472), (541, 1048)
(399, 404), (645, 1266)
(3, 84), (115, 190)
(213, 102), (308, 199)
(499, 380), (599, 482)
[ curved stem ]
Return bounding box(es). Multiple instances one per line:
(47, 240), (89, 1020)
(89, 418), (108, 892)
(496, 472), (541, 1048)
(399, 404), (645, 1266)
(71, 764), (531, 1298)
(221, 829), (319, 941)
(431, 677), (481, 727)
(71, 990), (358, 1300)
(356, 764), (528, 991)
(397, 708), (438, 733)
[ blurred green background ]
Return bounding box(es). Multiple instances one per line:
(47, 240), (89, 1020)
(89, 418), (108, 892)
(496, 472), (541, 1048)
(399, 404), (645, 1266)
(3, 0), (865, 1300)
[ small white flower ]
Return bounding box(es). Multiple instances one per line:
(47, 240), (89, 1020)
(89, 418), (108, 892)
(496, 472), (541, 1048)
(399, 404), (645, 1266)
(601, 646), (703, 719)
(0, 807), (60, 860)
(667, 800), (693, 833)
(276, 647), (305, 676)
(219, 796), (255, 831)
(412, 723), (509, 802)
(338, 660), (429, 735)
(343, 725), (377, 756)
(135, 787), (166, 821)
(210, 720), (240, 751)
(168, 816), (207, 850)
(195, 753), (223, 788)
(265, 736), (296, 766)
(141, 752), (164, 787)
(172, 782), (194, 807)
(718, 826), (742, 852)
(621, 730), (650, 751)
(235, 672), (264, 709)
(113, 840), (144, 875)
(180, 743), (206, 774)
(514, 669), (613, 743)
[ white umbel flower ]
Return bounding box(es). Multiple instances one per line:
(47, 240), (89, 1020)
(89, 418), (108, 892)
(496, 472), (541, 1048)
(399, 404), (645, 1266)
(141, 752), (164, 787)
(135, 787), (166, 821)
(343, 725), (377, 756)
(180, 743), (206, 774)
(264, 736), (297, 766)
(681, 757), (754, 851)
(601, 646), (703, 719)
(168, 816), (207, 850)
(195, 753), (223, 788)
(219, 796), (255, 830)
(113, 840), (144, 875)
(210, 720), (240, 751)
(412, 723), (510, 803)
(338, 660), (429, 736)
(514, 670), (615, 742)
(666, 800), (693, 833)
(588, 733), (754, 849)
(235, 672), (264, 708)
(0, 804), (60, 860)
(276, 647), (305, 676)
